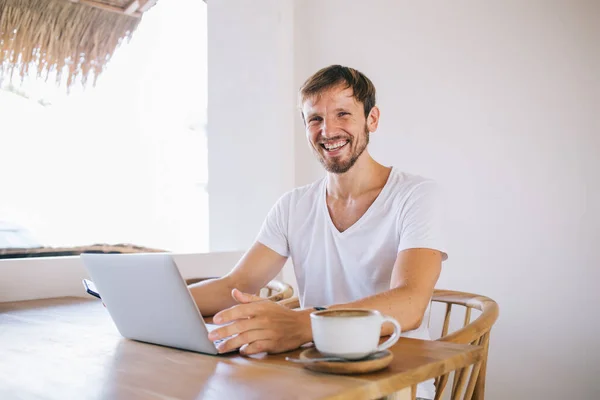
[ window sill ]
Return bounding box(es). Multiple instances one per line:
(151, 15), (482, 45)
(0, 251), (246, 303)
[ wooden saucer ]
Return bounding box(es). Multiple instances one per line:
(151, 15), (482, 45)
(298, 348), (393, 375)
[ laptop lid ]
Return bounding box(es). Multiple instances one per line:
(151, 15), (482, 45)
(80, 253), (219, 355)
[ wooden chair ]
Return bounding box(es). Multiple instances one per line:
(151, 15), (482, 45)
(185, 277), (294, 302)
(428, 289), (499, 400)
(278, 297), (300, 309)
(279, 290), (499, 400)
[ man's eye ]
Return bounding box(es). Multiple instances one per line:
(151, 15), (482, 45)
(309, 117), (322, 124)
(338, 112), (349, 117)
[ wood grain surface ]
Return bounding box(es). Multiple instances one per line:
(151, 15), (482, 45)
(0, 297), (483, 400)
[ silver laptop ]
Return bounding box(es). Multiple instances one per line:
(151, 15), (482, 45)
(80, 252), (225, 355)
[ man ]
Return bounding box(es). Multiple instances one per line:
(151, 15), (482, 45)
(189, 65), (447, 399)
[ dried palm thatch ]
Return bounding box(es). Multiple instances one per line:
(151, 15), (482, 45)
(0, 0), (155, 89)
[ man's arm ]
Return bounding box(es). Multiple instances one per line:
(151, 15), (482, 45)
(188, 241), (288, 316)
(327, 248), (442, 334)
(209, 247), (442, 354)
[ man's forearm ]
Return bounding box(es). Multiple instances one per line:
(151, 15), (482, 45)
(188, 277), (239, 316)
(188, 242), (289, 317)
(327, 287), (432, 334)
(288, 286), (430, 347)
(326, 249), (441, 335)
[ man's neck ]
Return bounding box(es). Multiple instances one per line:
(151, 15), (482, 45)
(326, 154), (391, 200)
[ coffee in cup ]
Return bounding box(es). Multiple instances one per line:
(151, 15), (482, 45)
(310, 308), (401, 360)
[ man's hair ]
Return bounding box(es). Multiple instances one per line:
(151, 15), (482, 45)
(299, 65), (377, 118)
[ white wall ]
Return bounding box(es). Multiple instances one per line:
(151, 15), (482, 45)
(207, 0), (296, 252)
(294, 1), (599, 399)
(207, 1), (599, 398)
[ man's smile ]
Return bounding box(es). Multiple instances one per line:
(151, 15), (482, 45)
(320, 139), (349, 152)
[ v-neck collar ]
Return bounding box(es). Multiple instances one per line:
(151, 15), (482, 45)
(321, 167), (396, 237)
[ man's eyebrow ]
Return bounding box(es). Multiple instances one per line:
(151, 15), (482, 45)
(334, 108), (351, 113)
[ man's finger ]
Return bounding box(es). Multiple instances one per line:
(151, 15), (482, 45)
(239, 339), (276, 356)
(213, 302), (262, 324)
(217, 329), (274, 354)
(231, 288), (263, 304)
(208, 316), (265, 341)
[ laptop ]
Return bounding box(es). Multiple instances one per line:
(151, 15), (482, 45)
(80, 252), (227, 355)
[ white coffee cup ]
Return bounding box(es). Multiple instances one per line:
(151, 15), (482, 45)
(310, 308), (402, 360)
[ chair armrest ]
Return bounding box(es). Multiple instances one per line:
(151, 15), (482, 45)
(277, 296), (300, 309)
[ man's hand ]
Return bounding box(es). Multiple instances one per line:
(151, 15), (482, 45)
(208, 288), (312, 355)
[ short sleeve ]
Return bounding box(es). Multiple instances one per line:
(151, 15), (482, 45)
(255, 192), (291, 257)
(397, 180), (448, 261)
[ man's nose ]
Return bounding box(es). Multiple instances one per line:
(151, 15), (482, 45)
(321, 118), (337, 138)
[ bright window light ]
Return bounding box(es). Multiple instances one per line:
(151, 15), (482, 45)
(0, 0), (208, 253)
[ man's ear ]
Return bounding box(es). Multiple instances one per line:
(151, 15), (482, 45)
(367, 105), (380, 132)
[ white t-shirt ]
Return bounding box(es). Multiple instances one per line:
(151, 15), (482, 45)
(256, 166), (447, 400)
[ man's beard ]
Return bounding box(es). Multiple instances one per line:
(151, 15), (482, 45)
(315, 125), (370, 174)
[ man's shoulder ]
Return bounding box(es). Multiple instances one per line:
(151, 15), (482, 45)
(275, 177), (325, 207)
(384, 169), (444, 214)
(389, 168), (439, 196)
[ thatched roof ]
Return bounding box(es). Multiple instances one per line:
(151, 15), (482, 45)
(0, 243), (167, 259)
(0, 0), (158, 89)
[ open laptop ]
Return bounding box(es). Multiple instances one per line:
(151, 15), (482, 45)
(80, 252), (227, 355)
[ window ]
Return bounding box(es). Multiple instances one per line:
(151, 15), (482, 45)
(0, 0), (208, 253)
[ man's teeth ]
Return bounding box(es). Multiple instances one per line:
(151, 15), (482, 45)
(323, 141), (348, 151)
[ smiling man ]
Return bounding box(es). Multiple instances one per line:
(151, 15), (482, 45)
(189, 65), (447, 399)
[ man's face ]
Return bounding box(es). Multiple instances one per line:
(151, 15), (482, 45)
(302, 85), (377, 174)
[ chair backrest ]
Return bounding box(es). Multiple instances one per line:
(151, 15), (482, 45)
(430, 289), (499, 400)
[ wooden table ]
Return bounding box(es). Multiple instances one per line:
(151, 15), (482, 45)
(0, 297), (483, 400)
